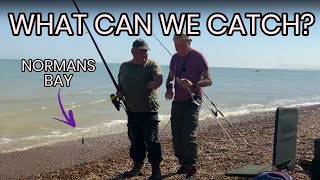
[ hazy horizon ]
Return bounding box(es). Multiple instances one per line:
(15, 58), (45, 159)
(2, 58), (320, 71)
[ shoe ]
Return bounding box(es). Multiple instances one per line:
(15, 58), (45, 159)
(148, 171), (161, 180)
(148, 163), (162, 180)
(185, 164), (197, 178)
(176, 165), (188, 174)
(123, 162), (143, 177)
(299, 159), (312, 171)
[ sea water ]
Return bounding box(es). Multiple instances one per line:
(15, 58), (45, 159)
(1, 59), (320, 153)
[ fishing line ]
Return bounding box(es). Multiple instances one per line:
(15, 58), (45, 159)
(203, 93), (251, 148)
(202, 99), (238, 150)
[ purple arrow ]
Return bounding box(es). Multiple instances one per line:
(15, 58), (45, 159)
(52, 88), (76, 127)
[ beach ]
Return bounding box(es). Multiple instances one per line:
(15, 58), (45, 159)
(0, 104), (318, 180)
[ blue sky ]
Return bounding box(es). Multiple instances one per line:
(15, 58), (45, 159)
(0, 1), (320, 69)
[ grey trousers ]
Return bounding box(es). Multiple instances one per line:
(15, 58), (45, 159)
(170, 97), (202, 166)
(127, 112), (163, 165)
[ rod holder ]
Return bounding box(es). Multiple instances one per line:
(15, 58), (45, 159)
(314, 139), (320, 160)
(312, 138), (320, 180)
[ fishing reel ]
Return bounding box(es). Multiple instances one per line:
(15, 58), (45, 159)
(110, 94), (121, 111)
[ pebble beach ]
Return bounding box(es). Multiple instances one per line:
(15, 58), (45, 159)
(1, 104), (319, 180)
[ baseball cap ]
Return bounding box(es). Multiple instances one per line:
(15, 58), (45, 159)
(132, 38), (150, 50)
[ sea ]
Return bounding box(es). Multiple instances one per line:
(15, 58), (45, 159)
(1, 59), (320, 154)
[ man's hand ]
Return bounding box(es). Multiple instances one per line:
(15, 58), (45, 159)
(179, 78), (193, 89)
(165, 90), (174, 100)
(116, 91), (124, 99)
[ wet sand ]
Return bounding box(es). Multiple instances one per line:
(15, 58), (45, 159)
(1, 104), (319, 179)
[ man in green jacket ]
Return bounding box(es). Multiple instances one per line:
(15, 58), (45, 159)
(117, 38), (163, 180)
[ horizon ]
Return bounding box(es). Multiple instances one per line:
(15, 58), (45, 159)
(2, 58), (320, 71)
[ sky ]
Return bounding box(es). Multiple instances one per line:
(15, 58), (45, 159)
(0, 0), (320, 69)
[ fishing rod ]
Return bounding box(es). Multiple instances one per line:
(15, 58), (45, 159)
(203, 93), (251, 148)
(72, 0), (128, 111)
(153, 34), (251, 148)
(202, 99), (238, 150)
(152, 35), (173, 56)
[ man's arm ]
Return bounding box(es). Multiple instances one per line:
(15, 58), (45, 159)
(148, 63), (163, 90)
(148, 74), (163, 90)
(165, 69), (175, 100)
(116, 66), (124, 98)
(116, 81), (125, 98)
(194, 70), (212, 88)
(166, 70), (175, 91)
(179, 70), (212, 89)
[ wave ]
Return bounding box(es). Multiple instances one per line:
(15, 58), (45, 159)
(0, 112), (16, 116)
(1, 141), (57, 154)
(159, 114), (171, 122)
(64, 90), (94, 97)
(20, 132), (74, 141)
(162, 98), (320, 120)
(0, 138), (12, 145)
(0, 119), (129, 154)
(101, 120), (127, 127)
(198, 100), (320, 119)
(1, 98), (320, 154)
(89, 99), (106, 104)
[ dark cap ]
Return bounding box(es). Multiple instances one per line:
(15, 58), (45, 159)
(132, 38), (150, 51)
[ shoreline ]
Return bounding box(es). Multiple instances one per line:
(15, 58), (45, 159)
(1, 104), (319, 179)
